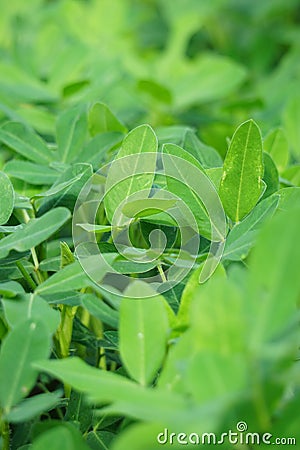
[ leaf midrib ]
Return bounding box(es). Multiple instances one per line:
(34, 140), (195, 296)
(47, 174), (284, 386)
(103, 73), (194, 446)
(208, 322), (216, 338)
(0, 209), (70, 259)
(235, 121), (252, 223)
(0, 128), (52, 164)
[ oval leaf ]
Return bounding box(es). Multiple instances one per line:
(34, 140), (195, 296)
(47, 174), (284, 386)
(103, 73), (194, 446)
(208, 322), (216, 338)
(262, 152), (279, 199)
(0, 171), (14, 225)
(249, 207), (300, 345)
(88, 102), (127, 136)
(104, 125), (157, 224)
(81, 294), (119, 328)
(31, 424), (90, 450)
(4, 160), (58, 185)
(283, 96), (300, 157)
(36, 254), (116, 295)
(5, 391), (62, 423)
(0, 207), (71, 260)
(2, 293), (60, 335)
(219, 119), (263, 222)
(56, 106), (88, 163)
(119, 281), (169, 386)
(0, 319), (51, 412)
(264, 128), (289, 172)
(0, 122), (53, 165)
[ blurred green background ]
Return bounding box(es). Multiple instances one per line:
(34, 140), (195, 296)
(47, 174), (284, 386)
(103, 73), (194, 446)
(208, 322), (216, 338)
(0, 0), (300, 158)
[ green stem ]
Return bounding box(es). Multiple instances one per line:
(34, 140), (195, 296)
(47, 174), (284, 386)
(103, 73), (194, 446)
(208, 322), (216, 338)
(157, 263), (167, 283)
(53, 305), (77, 398)
(55, 305), (77, 359)
(31, 247), (44, 284)
(21, 209), (44, 284)
(16, 260), (37, 291)
(0, 413), (10, 450)
(251, 362), (271, 430)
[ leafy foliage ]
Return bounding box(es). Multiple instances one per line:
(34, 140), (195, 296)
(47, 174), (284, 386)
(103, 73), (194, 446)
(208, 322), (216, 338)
(0, 1), (300, 449)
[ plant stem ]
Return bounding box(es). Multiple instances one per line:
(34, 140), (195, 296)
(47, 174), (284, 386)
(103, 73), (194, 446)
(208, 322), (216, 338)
(157, 263), (167, 283)
(55, 305), (77, 359)
(251, 362), (271, 430)
(21, 209), (44, 284)
(0, 413), (10, 450)
(31, 247), (44, 284)
(16, 260), (37, 291)
(53, 305), (77, 398)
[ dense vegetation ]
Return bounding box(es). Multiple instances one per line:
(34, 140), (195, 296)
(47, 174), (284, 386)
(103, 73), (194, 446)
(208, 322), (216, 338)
(0, 1), (300, 449)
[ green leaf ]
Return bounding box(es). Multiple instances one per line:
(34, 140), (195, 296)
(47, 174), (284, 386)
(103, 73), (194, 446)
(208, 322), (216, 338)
(81, 293), (119, 328)
(185, 350), (246, 404)
(163, 142), (204, 171)
(0, 319), (51, 412)
(5, 391), (62, 423)
(111, 423), (166, 450)
(119, 281), (169, 386)
(41, 291), (83, 307)
(223, 194), (279, 261)
(162, 143), (208, 238)
(264, 128), (289, 172)
(0, 171), (14, 225)
(0, 122), (53, 165)
(4, 160), (59, 185)
(86, 430), (115, 450)
(31, 424), (90, 450)
(112, 256), (156, 275)
(277, 187), (300, 214)
(74, 132), (123, 169)
(248, 207), (300, 346)
(283, 96), (300, 157)
(0, 259), (33, 283)
(76, 223), (112, 233)
(176, 263), (226, 330)
(104, 124), (157, 224)
(156, 125), (193, 147)
(162, 143), (226, 240)
(64, 390), (93, 433)
(122, 198), (177, 219)
(281, 165), (300, 187)
(137, 79), (172, 105)
(169, 54), (246, 109)
(60, 241), (75, 268)
(33, 358), (190, 425)
(0, 281), (25, 297)
(2, 294), (60, 335)
(262, 152), (279, 199)
(0, 224), (24, 233)
(13, 196), (31, 210)
(36, 255), (116, 295)
(17, 105), (56, 136)
(88, 102), (127, 136)
(56, 106), (88, 163)
(219, 119), (264, 222)
(0, 207), (71, 260)
(183, 131), (223, 169)
(140, 212), (177, 227)
(205, 167), (223, 190)
(165, 278), (246, 400)
(35, 261), (93, 295)
(37, 163), (93, 213)
(31, 170), (86, 200)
